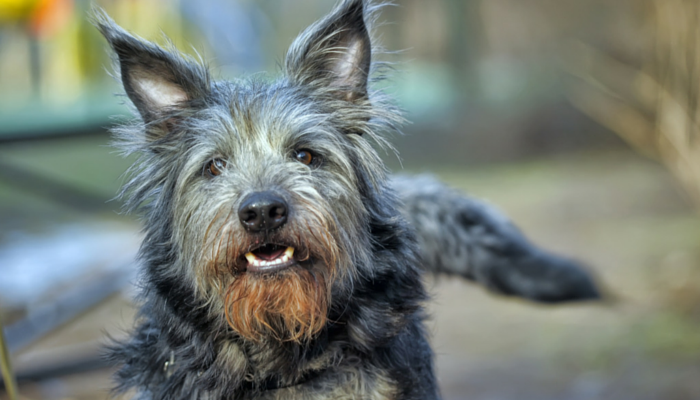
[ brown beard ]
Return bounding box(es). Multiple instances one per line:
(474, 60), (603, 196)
(201, 201), (343, 343)
(224, 265), (333, 343)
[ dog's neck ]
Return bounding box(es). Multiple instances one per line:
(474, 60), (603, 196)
(161, 346), (327, 393)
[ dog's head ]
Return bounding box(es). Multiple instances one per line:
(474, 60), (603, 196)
(94, 0), (400, 344)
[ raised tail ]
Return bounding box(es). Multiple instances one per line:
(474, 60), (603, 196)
(392, 175), (600, 303)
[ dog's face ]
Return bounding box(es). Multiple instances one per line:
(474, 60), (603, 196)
(95, 0), (400, 343)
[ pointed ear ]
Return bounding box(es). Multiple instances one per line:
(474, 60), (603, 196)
(91, 9), (210, 126)
(285, 0), (372, 103)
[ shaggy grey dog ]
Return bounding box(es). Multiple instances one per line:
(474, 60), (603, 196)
(93, 0), (599, 398)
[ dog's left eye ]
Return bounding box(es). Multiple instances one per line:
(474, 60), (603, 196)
(204, 158), (227, 177)
(294, 149), (317, 166)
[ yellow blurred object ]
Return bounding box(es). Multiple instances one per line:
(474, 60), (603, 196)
(0, 0), (198, 109)
(0, 0), (73, 35)
(0, 314), (19, 400)
(0, 0), (38, 22)
(112, 0), (185, 49)
(29, 0), (73, 37)
(40, 7), (83, 105)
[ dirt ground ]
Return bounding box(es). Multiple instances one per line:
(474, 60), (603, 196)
(2, 142), (700, 399)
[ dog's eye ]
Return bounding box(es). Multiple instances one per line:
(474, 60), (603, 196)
(295, 149), (316, 166)
(205, 158), (227, 177)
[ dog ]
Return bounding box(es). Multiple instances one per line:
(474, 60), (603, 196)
(93, 1), (599, 398)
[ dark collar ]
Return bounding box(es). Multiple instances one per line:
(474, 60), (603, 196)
(241, 368), (323, 393)
(163, 351), (323, 394)
(239, 325), (338, 393)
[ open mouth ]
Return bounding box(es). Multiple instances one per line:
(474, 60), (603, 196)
(244, 244), (296, 273)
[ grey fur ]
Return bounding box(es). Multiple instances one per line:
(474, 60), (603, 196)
(92, 1), (599, 399)
(394, 175), (599, 302)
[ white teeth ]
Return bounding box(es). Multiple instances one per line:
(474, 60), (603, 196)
(245, 253), (257, 264)
(245, 247), (295, 268)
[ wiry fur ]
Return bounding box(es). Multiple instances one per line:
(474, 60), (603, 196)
(93, 1), (599, 399)
(394, 175), (600, 303)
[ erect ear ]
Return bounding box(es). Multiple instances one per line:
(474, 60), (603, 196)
(91, 9), (210, 126)
(285, 0), (372, 103)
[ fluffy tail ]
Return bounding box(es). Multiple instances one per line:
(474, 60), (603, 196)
(392, 175), (600, 303)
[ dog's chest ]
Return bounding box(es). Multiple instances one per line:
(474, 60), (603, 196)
(205, 341), (398, 400)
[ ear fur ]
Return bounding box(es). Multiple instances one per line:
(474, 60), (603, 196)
(285, 0), (373, 103)
(91, 8), (210, 132)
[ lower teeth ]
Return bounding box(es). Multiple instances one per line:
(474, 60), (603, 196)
(245, 247), (295, 267)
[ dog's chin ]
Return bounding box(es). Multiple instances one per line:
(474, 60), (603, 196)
(223, 244), (333, 343)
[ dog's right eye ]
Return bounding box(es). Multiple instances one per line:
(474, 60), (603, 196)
(295, 150), (313, 165)
(294, 149), (322, 167)
(204, 158), (227, 177)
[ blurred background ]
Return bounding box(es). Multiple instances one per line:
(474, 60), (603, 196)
(1, 0), (700, 399)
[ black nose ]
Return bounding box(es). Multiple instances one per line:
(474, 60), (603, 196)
(238, 192), (288, 232)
